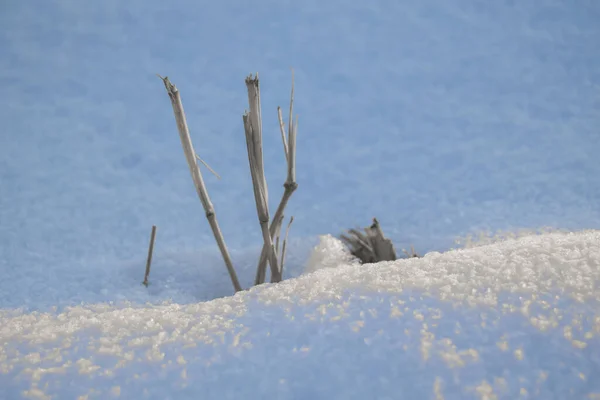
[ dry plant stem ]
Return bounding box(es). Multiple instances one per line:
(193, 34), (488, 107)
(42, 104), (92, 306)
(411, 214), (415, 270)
(287, 69), (295, 153)
(143, 225), (157, 287)
(244, 74), (280, 283)
(254, 72), (299, 285)
(279, 216), (294, 279)
(195, 154), (221, 180)
(340, 218), (398, 263)
(340, 234), (373, 254)
(254, 184), (297, 284)
(277, 107), (288, 161)
(402, 245), (419, 258)
(245, 74), (268, 207)
(160, 75), (242, 293)
(268, 185), (297, 283)
(349, 229), (373, 252)
(274, 214), (285, 256)
(243, 113), (281, 283)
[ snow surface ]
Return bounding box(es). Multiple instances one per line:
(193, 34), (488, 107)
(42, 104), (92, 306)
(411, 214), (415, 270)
(2, 0), (600, 398)
(2, 231), (600, 399)
(1, 0), (599, 292)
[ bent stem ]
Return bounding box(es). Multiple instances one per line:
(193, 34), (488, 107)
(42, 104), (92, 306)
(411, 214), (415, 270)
(254, 71), (299, 285)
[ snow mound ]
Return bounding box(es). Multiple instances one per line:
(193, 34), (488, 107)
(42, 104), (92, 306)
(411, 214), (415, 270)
(303, 234), (360, 274)
(1, 231), (599, 399)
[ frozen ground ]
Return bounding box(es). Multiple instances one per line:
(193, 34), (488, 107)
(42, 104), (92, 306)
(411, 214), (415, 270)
(1, 231), (599, 399)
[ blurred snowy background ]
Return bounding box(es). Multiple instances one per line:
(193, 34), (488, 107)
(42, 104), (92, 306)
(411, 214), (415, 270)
(1, 0), (599, 398)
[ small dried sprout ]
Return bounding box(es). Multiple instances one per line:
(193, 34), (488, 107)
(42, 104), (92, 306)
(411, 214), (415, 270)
(402, 245), (420, 258)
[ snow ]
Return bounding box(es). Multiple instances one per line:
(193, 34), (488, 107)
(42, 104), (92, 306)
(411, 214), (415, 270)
(2, 231), (600, 399)
(2, 0), (599, 281)
(1, 0), (599, 398)
(303, 234), (360, 274)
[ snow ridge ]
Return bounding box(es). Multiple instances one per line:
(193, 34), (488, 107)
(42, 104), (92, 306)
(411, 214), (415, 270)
(1, 231), (599, 399)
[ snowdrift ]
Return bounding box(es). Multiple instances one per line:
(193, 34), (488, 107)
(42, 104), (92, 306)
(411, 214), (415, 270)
(1, 231), (599, 399)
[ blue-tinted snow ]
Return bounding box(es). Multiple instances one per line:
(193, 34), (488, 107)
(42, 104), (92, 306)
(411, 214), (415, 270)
(1, 1), (599, 308)
(1, 232), (600, 399)
(1, 0), (600, 398)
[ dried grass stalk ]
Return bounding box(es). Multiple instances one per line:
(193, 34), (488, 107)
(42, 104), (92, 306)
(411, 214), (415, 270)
(244, 74), (282, 282)
(254, 71), (299, 284)
(160, 75), (242, 292)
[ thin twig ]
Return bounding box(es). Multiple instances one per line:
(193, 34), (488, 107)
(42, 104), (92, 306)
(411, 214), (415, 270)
(279, 216), (294, 279)
(195, 154), (221, 180)
(340, 233), (374, 255)
(288, 69), (294, 155)
(289, 115), (298, 184)
(274, 214), (285, 256)
(143, 225), (157, 287)
(349, 229), (373, 251)
(254, 186), (297, 284)
(277, 106), (288, 162)
(402, 245), (420, 258)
